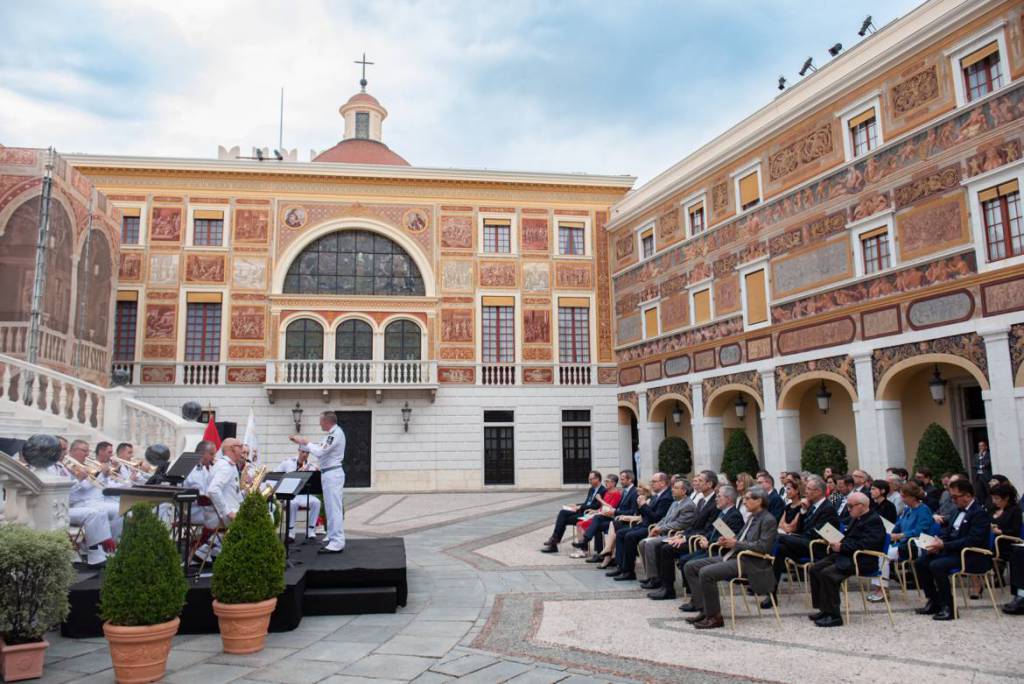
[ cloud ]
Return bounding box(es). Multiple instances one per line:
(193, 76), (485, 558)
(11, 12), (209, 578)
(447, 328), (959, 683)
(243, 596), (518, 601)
(0, 0), (922, 183)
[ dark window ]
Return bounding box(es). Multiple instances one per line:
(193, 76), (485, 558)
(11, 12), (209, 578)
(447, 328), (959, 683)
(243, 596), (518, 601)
(851, 117), (878, 157)
(336, 319), (373, 360)
(964, 49), (1003, 102)
(113, 301), (137, 361)
(558, 224), (585, 255)
(283, 230), (425, 296)
(562, 409), (591, 422)
(689, 205), (704, 235)
(185, 303), (220, 361)
(982, 188), (1023, 262)
(562, 425), (592, 484)
(355, 111), (370, 139)
(861, 231), (891, 274)
(384, 320), (421, 360)
(483, 221), (511, 253)
(484, 426), (515, 485)
(284, 318), (324, 359)
(641, 233), (654, 259)
(121, 216), (140, 245)
(482, 305), (514, 363)
(558, 306), (590, 363)
(484, 410), (514, 423)
(193, 218), (223, 246)
(962, 385), (986, 421)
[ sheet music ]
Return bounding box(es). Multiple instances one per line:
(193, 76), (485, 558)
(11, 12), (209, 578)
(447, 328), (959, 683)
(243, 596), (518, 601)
(275, 478), (301, 495)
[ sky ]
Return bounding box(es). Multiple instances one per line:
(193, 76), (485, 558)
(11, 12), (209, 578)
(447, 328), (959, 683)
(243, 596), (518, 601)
(0, 0), (924, 186)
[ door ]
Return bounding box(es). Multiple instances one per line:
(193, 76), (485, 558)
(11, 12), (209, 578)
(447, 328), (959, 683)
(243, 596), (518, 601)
(562, 426), (592, 485)
(334, 410), (372, 487)
(484, 426), (515, 485)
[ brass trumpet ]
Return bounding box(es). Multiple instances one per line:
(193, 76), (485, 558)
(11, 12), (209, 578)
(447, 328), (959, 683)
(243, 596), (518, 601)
(112, 454), (155, 474)
(62, 456), (102, 488)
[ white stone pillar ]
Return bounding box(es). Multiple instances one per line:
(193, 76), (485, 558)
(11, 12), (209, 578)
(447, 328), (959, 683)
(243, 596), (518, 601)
(982, 327), (1024, 487)
(775, 409), (803, 472)
(691, 382), (725, 472)
(759, 370), (789, 475)
(852, 352), (884, 475)
(101, 386), (134, 438)
(636, 390), (661, 480)
(28, 469), (72, 532)
(618, 419), (634, 472)
(874, 401), (906, 474)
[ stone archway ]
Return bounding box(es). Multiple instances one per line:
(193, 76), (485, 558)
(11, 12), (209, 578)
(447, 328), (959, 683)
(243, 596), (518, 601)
(648, 393), (693, 471)
(704, 378), (765, 465)
(778, 372), (860, 469)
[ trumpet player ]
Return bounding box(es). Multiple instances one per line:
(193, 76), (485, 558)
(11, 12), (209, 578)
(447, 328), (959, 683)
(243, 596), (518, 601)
(275, 448), (321, 542)
(114, 442), (150, 483)
(66, 439), (122, 566)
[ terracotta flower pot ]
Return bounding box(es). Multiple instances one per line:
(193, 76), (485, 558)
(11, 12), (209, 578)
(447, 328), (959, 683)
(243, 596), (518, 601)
(0, 639), (49, 682)
(103, 617), (180, 684)
(212, 597), (277, 654)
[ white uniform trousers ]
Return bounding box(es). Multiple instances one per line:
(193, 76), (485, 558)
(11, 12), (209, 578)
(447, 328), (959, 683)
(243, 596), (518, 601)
(189, 503), (221, 530)
(69, 505), (112, 565)
(289, 494), (321, 538)
(321, 467), (346, 550)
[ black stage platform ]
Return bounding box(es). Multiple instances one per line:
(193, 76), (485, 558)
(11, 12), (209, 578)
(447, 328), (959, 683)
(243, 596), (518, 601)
(63, 537), (407, 639)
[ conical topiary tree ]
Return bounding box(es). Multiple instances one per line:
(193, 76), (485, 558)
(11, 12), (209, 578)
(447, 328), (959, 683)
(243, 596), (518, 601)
(801, 434), (849, 476)
(211, 492), (285, 605)
(721, 430), (760, 480)
(100, 503), (188, 626)
(913, 422), (964, 476)
(658, 436), (692, 476)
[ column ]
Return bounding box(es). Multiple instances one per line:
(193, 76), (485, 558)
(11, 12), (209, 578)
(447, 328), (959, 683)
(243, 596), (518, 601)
(851, 352), (886, 476)
(636, 390), (661, 480)
(690, 382), (723, 473)
(775, 410), (802, 473)
(982, 327), (1024, 487)
(618, 414), (634, 472)
(759, 370), (793, 475)
(874, 402), (906, 473)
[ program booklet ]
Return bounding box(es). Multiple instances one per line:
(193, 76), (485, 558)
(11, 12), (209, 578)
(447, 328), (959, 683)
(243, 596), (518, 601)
(917, 532), (939, 548)
(712, 517), (737, 539)
(817, 522), (845, 544)
(881, 517), (896, 534)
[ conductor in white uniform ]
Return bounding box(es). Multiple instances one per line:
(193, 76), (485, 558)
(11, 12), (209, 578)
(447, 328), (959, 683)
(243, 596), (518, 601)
(291, 411), (346, 554)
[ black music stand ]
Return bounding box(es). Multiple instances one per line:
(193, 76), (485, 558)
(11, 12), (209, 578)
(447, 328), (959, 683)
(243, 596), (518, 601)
(265, 471), (314, 567)
(165, 452), (200, 485)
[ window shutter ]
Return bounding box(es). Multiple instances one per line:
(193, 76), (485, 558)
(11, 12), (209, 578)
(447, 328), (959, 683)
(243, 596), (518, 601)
(744, 269), (768, 325)
(559, 221), (585, 229)
(980, 180), (1019, 202)
(693, 289), (711, 323)
(119, 207), (141, 218)
(194, 209), (224, 220)
(644, 307), (659, 338)
(739, 172), (760, 207)
(186, 292), (222, 303)
(847, 107), (876, 128)
(482, 296), (515, 306)
(640, 228), (653, 241)
(859, 226), (889, 241)
(558, 297), (590, 307)
(484, 218), (512, 226)
(961, 41), (999, 69)
(689, 201), (703, 216)
(116, 290), (138, 302)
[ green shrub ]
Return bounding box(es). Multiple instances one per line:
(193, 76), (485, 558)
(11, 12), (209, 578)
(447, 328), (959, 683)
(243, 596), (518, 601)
(720, 430), (760, 480)
(100, 504), (187, 626)
(801, 434), (849, 475)
(0, 526), (76, 643)
(658, 436), (692, 475)
(913, 422), (964, 476)
(211, 493), (285, 604)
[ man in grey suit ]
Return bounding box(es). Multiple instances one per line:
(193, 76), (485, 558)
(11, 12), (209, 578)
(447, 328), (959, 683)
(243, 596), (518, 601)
(680, 486), (779, 630)
(638, 479), (696, 586)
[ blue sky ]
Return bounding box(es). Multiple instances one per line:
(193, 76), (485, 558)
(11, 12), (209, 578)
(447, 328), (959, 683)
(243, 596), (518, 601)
(0, 0), (922, 184)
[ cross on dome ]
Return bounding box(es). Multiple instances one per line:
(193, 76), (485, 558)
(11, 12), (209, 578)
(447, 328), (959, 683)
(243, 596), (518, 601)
(354, 52), (374, 92)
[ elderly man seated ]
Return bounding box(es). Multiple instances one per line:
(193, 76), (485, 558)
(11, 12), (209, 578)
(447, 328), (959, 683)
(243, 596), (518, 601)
(807, 492), (886, 627)
(680, 487), (779, 630)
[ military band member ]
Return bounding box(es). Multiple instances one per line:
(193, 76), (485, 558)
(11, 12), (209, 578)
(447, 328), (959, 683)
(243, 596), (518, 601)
(196, 438), (245, 562)
(291, 411), (346, 554)
(274, 448), (321, 542)
(66, 439), (122, 566)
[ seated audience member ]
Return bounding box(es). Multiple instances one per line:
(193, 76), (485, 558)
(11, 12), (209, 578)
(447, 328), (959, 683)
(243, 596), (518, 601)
(574, 470), (637, 558)
(989, 483), (1022, 561)
(867, 481), (934, 601)
(807, 492), (887, 627)
(756, 472), (786, 521)
(637, 479), (696, 590)
(825, 474), (840, 506)
(870, 479), (898, 524)
(542, 470), (605, 553)
(1003, 543), (1024, 614)
(914, 479), (992, 620)
(275, 447), (322, 542)
(608, 473), (673, 581)
(833, 475), (855, 526)
(886, 469), (908, 517)
(735, 473), (755, 521)
(778, 478), (805, 533)
(771, 475), (839, 599)
(579, 474), (621, 557)
(650, 472), (723, 593)
(852, 469), (872, 496)
(914, 467), (941, 511)
(680, 487), (779, 629)
(933, 472), (964, 530)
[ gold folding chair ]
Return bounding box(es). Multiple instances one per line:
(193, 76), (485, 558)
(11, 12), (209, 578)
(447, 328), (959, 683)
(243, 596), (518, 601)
(727, 550), (781, 631)
(950, 546), (1001, 620)
(841, 549), (895, 626)
(894, 538), (923, 596)
(784, 538), (829, 604)
(994, 533), (1023, 589)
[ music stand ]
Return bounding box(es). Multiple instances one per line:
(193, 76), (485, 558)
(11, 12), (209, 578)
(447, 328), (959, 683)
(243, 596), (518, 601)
(265, 471), (314, 566)
(165, 452), (200, 485)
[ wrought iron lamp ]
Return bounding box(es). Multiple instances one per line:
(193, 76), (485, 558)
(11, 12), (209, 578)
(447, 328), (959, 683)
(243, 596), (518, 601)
(402, 402), (412, 432)
(291, 402), (303, 433)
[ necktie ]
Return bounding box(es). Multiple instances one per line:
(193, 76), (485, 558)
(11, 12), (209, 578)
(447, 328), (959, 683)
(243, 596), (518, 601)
(726, 516), (755, 560)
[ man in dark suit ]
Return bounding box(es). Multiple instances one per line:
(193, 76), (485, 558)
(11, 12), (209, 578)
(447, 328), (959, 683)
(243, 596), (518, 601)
(575, 470), (637, 555)
(541, 470), (604, 553)
(608, 472), (673, 581)
(768, 475), (839, 607)
(681, 486), (779, 630)
(915, 479), (992, 620)
(913, 467), (941, 512)
(807, 492), (886, 627)
(645, 471), (718, 595)
(1002, 544), (1024, 615)
(834, 475), (855, 526)
(971, 441), (992, 504)
(852, 469), (872, 497)
(756, 471), (786, 521)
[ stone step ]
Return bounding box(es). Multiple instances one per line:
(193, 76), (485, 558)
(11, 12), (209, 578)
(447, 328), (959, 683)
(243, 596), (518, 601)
(301, 586), (398, 615)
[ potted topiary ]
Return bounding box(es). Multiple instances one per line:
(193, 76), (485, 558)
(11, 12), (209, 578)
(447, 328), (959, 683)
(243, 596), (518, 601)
(0, 526), (75, 682)
(913, 422), (965, 476)
(100, 503), (188, 684)
(211, 492), (285, 654)
(801, 434), (849, 476)
(721, 430), (760, 480)
(658, 436), (692, 476)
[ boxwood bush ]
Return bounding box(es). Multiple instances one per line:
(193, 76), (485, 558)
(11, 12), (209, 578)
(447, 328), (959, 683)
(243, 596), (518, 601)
(721, 430), (760, 480)
(658, 436), (692, 476)
(801, 434), (849, 476)
(211, 492), (285, 604)
(0, 526), (76, 643)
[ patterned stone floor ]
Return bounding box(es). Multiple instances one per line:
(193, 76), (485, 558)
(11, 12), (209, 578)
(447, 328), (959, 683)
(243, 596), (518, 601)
(38, 491), (1024, 683)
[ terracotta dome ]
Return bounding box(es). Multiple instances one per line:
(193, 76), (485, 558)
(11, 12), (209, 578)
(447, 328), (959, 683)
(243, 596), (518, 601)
(313, 138), (410, 165)
(343, 92), (382, 108)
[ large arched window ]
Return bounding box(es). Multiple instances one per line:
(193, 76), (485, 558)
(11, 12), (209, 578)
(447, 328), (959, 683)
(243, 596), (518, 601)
(384, 320), (421, 361)
(284, 319), (324, 359)
(283, 230), (425, 296)
(335, 319), (373, 360)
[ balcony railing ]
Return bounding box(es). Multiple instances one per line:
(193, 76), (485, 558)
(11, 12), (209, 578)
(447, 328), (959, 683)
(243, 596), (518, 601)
(269, 359), (436, 387)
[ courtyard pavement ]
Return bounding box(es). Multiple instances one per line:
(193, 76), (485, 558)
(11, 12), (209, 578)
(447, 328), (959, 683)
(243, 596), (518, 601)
(38, 491), (1024, 684)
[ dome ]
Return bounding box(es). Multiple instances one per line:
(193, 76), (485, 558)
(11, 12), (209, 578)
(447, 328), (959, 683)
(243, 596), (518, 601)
(343, 92), (382, 109)
(313, 139), (410, 165)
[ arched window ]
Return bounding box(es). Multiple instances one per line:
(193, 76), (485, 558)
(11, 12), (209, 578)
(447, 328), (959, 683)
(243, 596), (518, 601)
(384, 320), (421, 360)
(283, 230), (425, 296)
(335, 319), (373, 360)
(284, 319), (324, 359)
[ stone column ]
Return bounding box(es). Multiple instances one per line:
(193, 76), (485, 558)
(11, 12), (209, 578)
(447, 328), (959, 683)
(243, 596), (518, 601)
(636, 390), (661, 480)
(618, 415), (634, 472)
(874, 401), (906, 474)
(691, 382), (723, 472)
(852, 352), (885, 476)
(759, 370), (791, 475)
(775, 410), (803, 472)
(982, 326), (1024, 487)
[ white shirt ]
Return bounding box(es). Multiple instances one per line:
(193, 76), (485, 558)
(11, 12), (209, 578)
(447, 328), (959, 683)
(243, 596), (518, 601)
(207, 455), (243, 517)
(952, 500), (975, 532)
(68, 475), (105, 507)
(275, 456), (318, 473)
(300, 425), (345, 470)
(183, 461), (214, 495)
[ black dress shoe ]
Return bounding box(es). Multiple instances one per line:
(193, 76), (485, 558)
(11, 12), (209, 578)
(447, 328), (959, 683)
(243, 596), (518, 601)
(679, 602), (699, 612)
(814, 614), (844, 628)
(640, 579), (662, 589)
(585, 554), (602, 563)
(1003, 597), (1024, 615)
(647, 588), (676, 600)
(613, 573), (637, 582)
(808, 611), (827, 622)
(572, 541), (589, 550)
(932, 606), (954, 621)
(684, 612), (706, 624)
(318, 547), (344, 554)
(540, 544), (558, 553)
(760, 597), (775, 610)
(605, 569), (623, 577)
(915, 600), (939, 615)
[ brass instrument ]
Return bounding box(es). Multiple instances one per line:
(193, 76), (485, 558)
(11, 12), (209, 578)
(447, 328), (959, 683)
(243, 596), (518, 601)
(87, 456), (130, 484)
(62, 456), (102, 488)
(241, 464), (275, 499)
(112, 455), (155, 475)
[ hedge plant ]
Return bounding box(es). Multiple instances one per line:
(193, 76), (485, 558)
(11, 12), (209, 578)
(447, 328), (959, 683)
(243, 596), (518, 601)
(658, 436), (692, 476)
(913, 422), (964, 477)
(211, 492), (285, 604)
(0, 526), (76, 643)
(100, 503), (187, 626)
(721, 430), (760, 480)
(801, 434), (849, 476)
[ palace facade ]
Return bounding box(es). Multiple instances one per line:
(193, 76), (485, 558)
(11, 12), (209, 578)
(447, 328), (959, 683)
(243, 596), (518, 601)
(609, 0), (1024, 487)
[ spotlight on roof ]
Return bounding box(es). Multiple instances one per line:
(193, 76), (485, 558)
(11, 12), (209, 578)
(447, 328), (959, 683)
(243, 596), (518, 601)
(255, 148), (264, 161)
(273, 149), (284, 160)
(798, 57), (816, 76)
(858, 15), (875, 37)
(828, 43), (843, 57)
(778, 75), (787, 91)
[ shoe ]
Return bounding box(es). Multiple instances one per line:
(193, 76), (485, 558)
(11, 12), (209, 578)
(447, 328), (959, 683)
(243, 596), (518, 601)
(585, 554), (602, 563)
(932, 606), (954, 621)
(569, 551), (587, 559)
(814, 614), (843, 628)
(304, 532), (318, 543)
(684, 612), (706, 623)
(598, 558), (613, 569)
(605, 569), (623, 577)
(647, 588), (676, 600)
(540, 544), (558, 553)
(760, 597), (775, 610)
(969, 592), (981, 600)
(808, 611), (827, 622)
(679, 602), (699, 612)
(866, 591), (885, 603)
(287, 533), (297, 542)
(693, 615), (725, 629)
(1003, 597), (1024, 615)
(318, 547), (345, 554)
(640, 579), (661, 589)
(915, 600), (939, 615)
(613, 573), (637, 582)
(571, 541), (589, 550)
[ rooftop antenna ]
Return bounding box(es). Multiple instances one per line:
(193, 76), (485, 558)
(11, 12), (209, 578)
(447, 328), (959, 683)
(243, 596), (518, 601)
(278, 86), (284, 153)
(355, 52), (374, 91)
